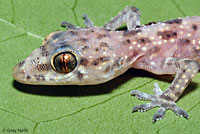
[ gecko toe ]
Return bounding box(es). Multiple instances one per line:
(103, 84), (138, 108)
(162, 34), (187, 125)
(130, 90), (156, 101)
(172, 106), (189, 119)
(132, 102), (158, 112)
(152, 107), (166, 123)
(60, 21), (79, 29)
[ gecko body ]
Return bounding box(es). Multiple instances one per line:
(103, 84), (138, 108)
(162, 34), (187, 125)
(13, 6), (200, 122)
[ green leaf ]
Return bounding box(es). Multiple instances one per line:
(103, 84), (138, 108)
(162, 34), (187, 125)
(1, 0), (200, 133)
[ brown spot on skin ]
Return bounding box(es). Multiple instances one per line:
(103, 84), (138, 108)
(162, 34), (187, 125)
(41, 51), (50, 57)
(137, 37), (151, 44)
(164, 19), (182, 24)
(192, 24), (198, 31)
(100, 42), (109, 48)
(172, 71), (185, 84)
(130, 6), (139, 12)
(121, 39), (131, 45)
(34, 74), (45, 81)
(167, 62), (173, 66)
(178, 38), (190, 46)
(97, 34), (107, 39)
(104, 65), (111, 73)
(95, 48), (99, 51)
(160, 94), (174, 101)
(173, 32), (177, 36)
(80, 58), (89, 66)
(91, 56), (110, 66)
(85, 32), (90, 35)
(123, 29), (142, 36)
(92, 60), (99, 66)
(77, 71), (83, 81)
(26, 75), (31, 80)
(157, 31), (177, 40)
(82, 45), (89, 50)
(18, 60), (25, 67)
(40, 46), (50, 56)
(69, 31), (78, 36)
(147, 46), (161, 55)
(175, 63), (181, 68)
(99, 56), (110, 62)
(182, 69), (186, 73)
(79, 38), (88, 42)
(126, 50), (139, 62)
(85, 29), (95, 35)
(175, 91), (181, 97)
(193, 48), (200, 56)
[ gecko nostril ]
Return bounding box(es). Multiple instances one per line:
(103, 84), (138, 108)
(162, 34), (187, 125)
(18, 60), (25, 67)
(12, 63), (27, 83)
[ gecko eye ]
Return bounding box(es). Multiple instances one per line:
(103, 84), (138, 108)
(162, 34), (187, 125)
(51, 52), (77, 73)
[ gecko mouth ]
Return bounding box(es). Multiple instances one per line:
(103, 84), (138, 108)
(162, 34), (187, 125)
(12, 61), (39, 85)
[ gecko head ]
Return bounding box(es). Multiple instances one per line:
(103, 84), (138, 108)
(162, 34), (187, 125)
(13, 29), (126, 85)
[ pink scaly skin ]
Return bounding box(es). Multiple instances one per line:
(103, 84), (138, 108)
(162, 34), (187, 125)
(13, 6), (200, 122)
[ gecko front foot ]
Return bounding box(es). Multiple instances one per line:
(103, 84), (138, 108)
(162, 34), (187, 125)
(131, 83), (189, 123)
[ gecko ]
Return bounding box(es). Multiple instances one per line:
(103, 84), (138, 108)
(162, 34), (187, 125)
(13, 6), (200, 123)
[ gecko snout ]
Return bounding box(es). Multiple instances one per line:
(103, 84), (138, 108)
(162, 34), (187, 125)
(12, 61), (27, 84)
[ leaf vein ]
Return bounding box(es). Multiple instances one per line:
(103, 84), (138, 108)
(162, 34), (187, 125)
(0, 18), (44, 40)
(0, 33), (27, 43)
(171, 0), (186, 16)
(0, 107), (37, 123)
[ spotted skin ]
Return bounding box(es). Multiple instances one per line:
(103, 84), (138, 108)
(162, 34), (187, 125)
(13, 6), (200, 122)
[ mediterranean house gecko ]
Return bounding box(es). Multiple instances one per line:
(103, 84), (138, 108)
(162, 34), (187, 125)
(13, 6), (200, 123)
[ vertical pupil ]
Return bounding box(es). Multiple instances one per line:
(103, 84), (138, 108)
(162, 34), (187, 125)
(53, 52), (77, 73)
(62, 54), (70, 72)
